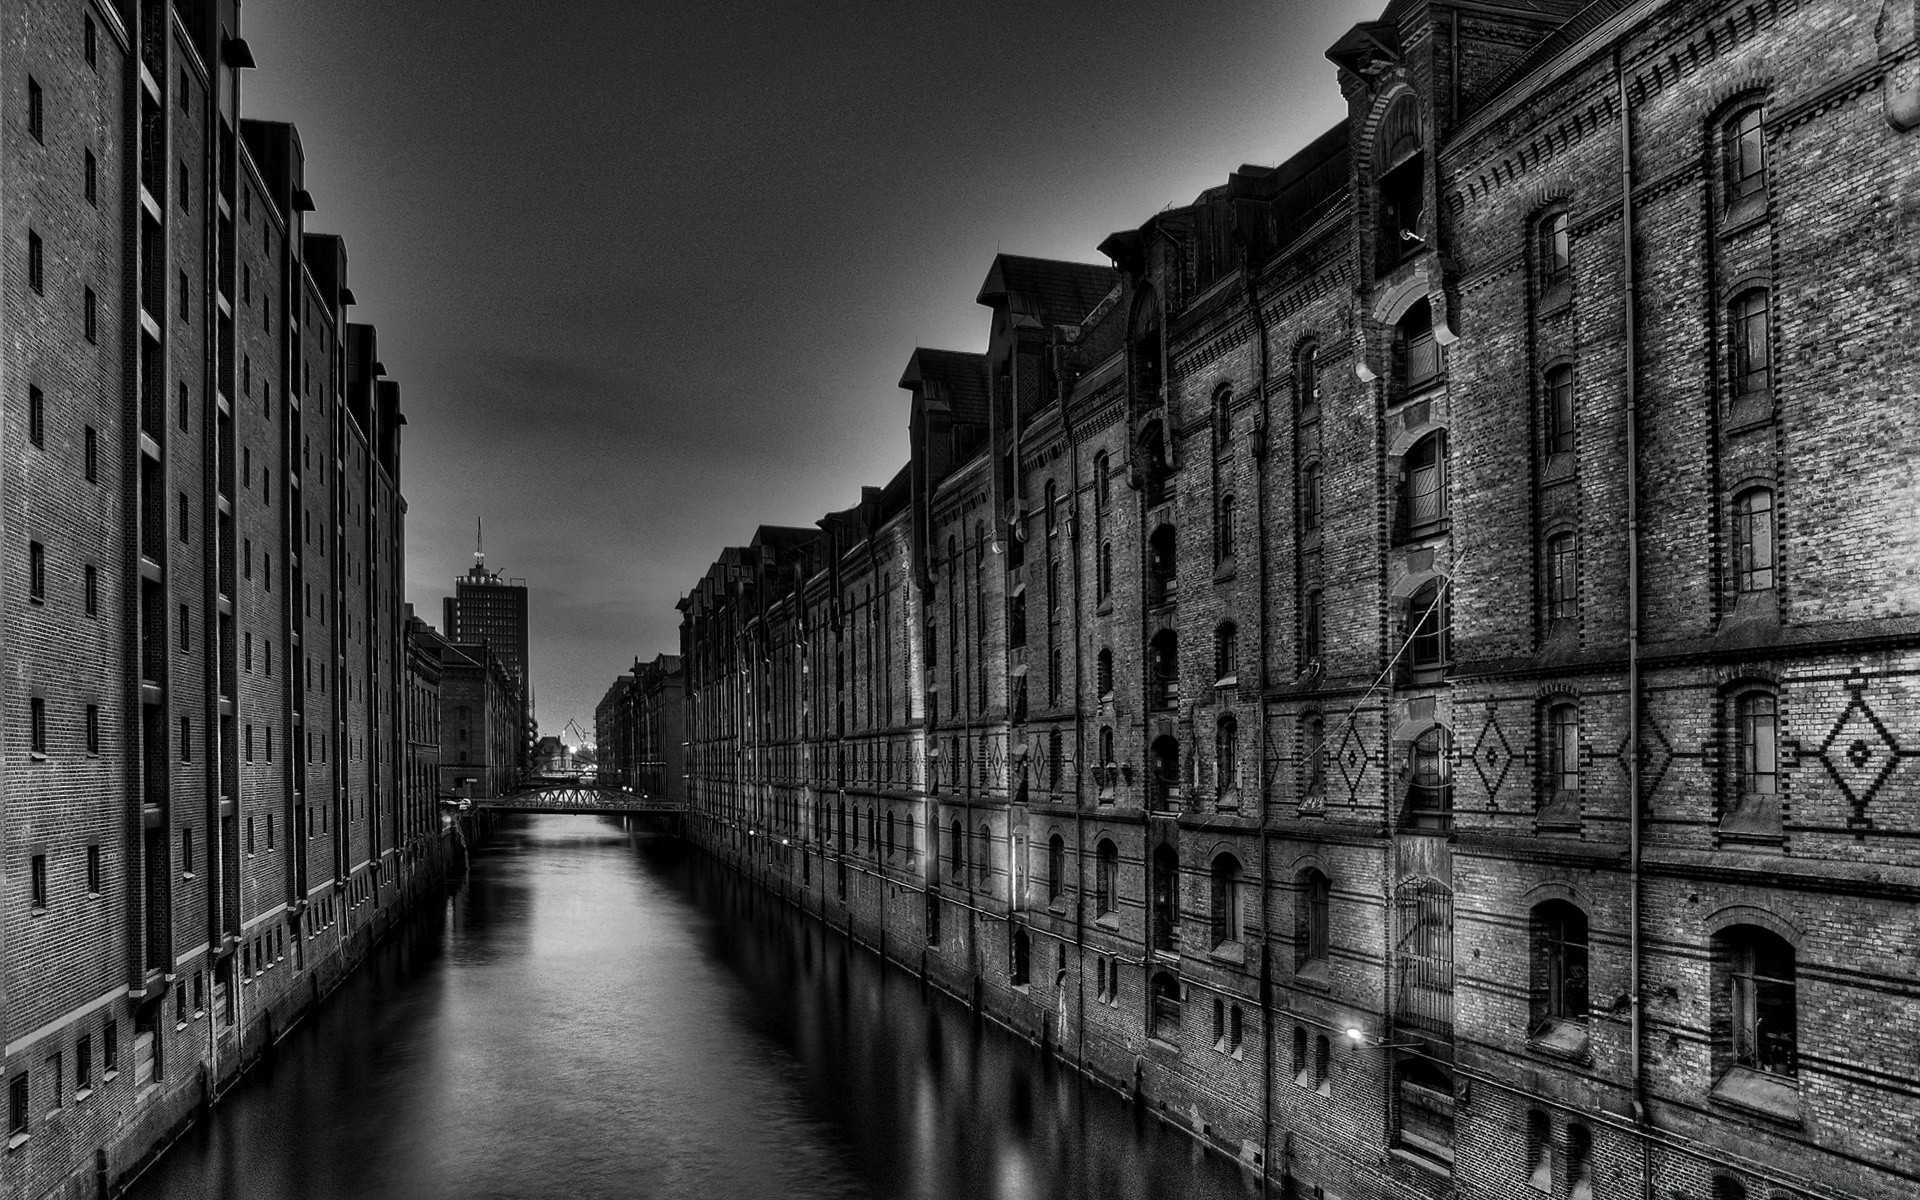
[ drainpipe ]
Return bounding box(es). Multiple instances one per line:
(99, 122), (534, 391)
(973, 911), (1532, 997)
(1244, 245), (1275, 1198)
(1615, 43), (1650, 1161)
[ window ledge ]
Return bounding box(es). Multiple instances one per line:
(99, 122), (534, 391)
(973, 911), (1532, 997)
(1147, 1036), (1181, 1055)
(102, 1071), (118, 1084)
(1209, 941), (1247, 966)
(1390, 1143), (1453, 1176)
(7, 1133), (29, 1152)
(1528, 1020), (1590, 1062)
(28, 752), (47, 762)
(1095, 913), (1120, 930)
(1720, 196), (1770, 237)
(74, 1087), (92, 1103)
(1711, 1066), (1801, 1126)
(1539, 284), (1572, 314)
(1212, 559), (1237, 584)
(1294, 960), (1332, 990)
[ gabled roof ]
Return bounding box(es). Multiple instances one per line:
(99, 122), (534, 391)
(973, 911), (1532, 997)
(976, 255), (1121, 326)
(899, 348), (991, 426)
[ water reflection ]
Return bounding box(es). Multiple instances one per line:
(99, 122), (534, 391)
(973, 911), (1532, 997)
(130, 815), (1249, 1200)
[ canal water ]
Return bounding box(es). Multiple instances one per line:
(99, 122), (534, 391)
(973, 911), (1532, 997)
(128, 814), (1250, 1200)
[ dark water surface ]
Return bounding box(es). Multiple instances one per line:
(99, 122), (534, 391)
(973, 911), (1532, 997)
(130, 815), (1250, 1200)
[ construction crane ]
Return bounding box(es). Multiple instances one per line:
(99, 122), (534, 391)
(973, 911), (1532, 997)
(563, 718), (594, 750)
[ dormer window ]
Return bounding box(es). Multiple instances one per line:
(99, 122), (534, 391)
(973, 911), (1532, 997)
(1376, 95), (1425, 270)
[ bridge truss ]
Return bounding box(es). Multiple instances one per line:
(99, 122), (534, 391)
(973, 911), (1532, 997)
(472, 784), (684, 816)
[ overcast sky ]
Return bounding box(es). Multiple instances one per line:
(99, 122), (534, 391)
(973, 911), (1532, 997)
(240, 0), (1379, 741)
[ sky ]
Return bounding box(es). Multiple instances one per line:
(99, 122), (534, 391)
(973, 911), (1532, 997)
(239, 0), (1382, 742)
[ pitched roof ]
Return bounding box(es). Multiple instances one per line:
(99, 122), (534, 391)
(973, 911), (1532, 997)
(976, 255), (1121, 326)
(899, 348), (991, 426)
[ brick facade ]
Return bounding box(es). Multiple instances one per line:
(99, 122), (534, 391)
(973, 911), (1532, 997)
(678, 1), (1920, 1196)
(0, 5), (446, 1197)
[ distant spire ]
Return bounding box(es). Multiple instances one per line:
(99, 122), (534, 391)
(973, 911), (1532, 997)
(475, 517), (485, 568)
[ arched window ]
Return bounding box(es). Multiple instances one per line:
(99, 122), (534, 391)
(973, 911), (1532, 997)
(1302, 715), (1327, 806)
(1303, 587), (1324, 665)
(1094, 451), (1110, 509)
(1526, 1110), (1554, 1191)
(1214, 494), (1235, 565)
(1713, 1177), (1748, 1200)
(1210, 854), (1241, 947)
(1010, 928), (1030, 986)
(1546, 532), (1578, 624)
(1733, 486), (1775, 595)
(1406, 727), (1452, 830)
(1215, 715), (1238, 799)
(1530, 901), (1590, 1045)
(1097, 647), (1114, 697)
(1292, 1026), (1309, 1083)
(1297, 869), (1331, 968)
(1149, 630), (1178, 709)
(1301, 461), (1323, 533)
(1043, 479), (1057, 535)
(1730, 289), (1771, 397)
(1296, 343), (1320, 418)
(1008, 586), (1026, 648)
(1150, 972), (1182, 1039)
(1098, 541), (1113, 600)
(1725, 105), (1766, 204)
(1150, 735), (1181, 812)
(1148, 524), (1177, 604)
(976, 822), (992, 888)
(1566, 1124), (1594, 1200)
(1214, 388), (1233, 451)
(1047, 834), (1065, 901)
(1733, 689), (1779, 801)
(950, 818), (964, 879)
(1545, 365), (1575, 455)
(1098, 726), (1116, 793)
(1540, 210), (1571, 292)
(1214, 622), (1238, 682)
(1313, 1035), (1331, 1090)
(1095, 839), (1118, 917)
(1544, 702), (1580, 802)
(1150, 844), (1179, 950)
(1408, 581), (1448, 671)
(1717, 925), (1796, 1078)
(1399, 432), (1447, 534)
(1398, 299), (1441, 392)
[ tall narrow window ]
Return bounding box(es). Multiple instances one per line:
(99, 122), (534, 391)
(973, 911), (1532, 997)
(1047, 835), (1065, 902)
(28, 78), (44, 143)
(1400, 434), (1446, 532)
(1544, 702), (1579, 801)
(1297, 344), (1320, 418)
(1733, 487), (1775, 593)
(83, 564), (97, 616)
(1406, 728), (1452, 830)
(1546, 532), (1577, 623)
(30, 698), (47, 756)
(1095, 840), (1118, 917)
(1214, 494), (1235, 565)
(1304, 588), (1324, 664)
(28, 387), (44, 448)
(1541, 211), (1571, 291)
(29, 541), (45, 602)
(84, 148), (97, 205)
(1531, 901), (1590, 1045)
(1302, 715), (1326, 806)
(1098, 540), (1113, 600)
(1399, 301), (1440, 391)
(1150, 972), (1181, 1039)
(1733, 691), (1778, 801)
(1730, 290), (1770, 398)
(1722, 926), (1796, 1077)
(1408, 581), (1446, 671)
(1545, 366), (1575, 456)
(1725, 107), (1766, 204)
(1094, 452), (1110, 509)
(1150, 845), (1179, 951)
(1301, 462), (1322, 533)
(1298, 869), (1330, 968)
(85, 705), (99, 755)
(1209, 854), (1241, 946)
(1149, 631), (1178, 709)
(1214, 623), (1238, 683)
(28, 230), (44, 295)
(1097, 648), (1114, 697)
(1215, 715), (1238, 798)
(84, 287), (97, 343)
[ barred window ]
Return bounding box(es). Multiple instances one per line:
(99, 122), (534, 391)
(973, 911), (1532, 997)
(1546, 532), (1577, 622)
(1734, 691), (1778, 799)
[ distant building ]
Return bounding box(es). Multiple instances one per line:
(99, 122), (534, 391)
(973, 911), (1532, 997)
(437, 642), (520, 800)
(596, 655), (684, 800)
(404, 610), (446, 838)
(442, 559), (531, 772)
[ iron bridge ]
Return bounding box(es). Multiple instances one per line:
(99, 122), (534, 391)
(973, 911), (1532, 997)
(471, 782), (685, 817)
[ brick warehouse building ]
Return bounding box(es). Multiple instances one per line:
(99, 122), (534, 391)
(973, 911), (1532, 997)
(595, 654), (685, 799)
(0, 3), (441, 1196)
(679, 0), (1920, 1197)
